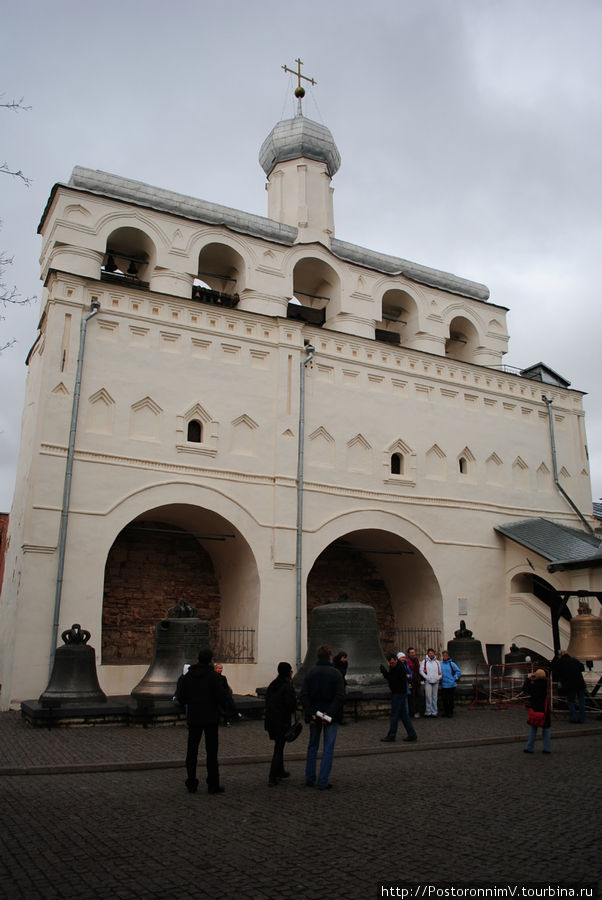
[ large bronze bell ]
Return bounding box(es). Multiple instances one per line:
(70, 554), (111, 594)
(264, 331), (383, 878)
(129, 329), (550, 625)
(294, 595), (387, 686)
(566, 600), (602, 661)
(131, 600), (210, 701)
(40, 624), (107, 707)
(446, 620), (487, 699)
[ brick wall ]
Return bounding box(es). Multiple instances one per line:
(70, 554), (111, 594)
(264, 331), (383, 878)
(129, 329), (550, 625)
(102, 522), (220, 664)
(306, 544), (395, 652)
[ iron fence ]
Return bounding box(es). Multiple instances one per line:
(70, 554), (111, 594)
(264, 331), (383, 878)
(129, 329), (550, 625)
(210, 627), (255, 663)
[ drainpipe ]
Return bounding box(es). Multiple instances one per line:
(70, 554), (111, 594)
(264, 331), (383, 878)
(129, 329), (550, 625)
(49, 299), (101, 675)
(542, 395), (594, 535)
(295, 343), (315, 666)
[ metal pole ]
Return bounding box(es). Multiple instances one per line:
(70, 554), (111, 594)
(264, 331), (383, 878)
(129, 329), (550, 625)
(295, 343), (315, 667)
(49, 300), (100, 675)
(542, 395), (594, 535)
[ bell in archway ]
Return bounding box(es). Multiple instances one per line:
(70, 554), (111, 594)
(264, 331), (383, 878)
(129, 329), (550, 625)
(131, 600), (210, 701)
(294, 595), (387, 687)
(40, 624), (107, 707)
(446, 620), (487, 699)
(566, 600), (602, 661)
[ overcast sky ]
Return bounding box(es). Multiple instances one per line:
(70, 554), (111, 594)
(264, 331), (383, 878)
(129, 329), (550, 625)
(1, 0), (601, 511)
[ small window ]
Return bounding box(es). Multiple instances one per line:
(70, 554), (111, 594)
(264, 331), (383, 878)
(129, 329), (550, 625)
(187, 420), (202, 443)
(391, 453), (403, 475)
(459, 456), (468, 475)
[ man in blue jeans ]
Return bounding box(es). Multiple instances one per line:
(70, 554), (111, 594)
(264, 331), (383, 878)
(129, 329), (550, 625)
(300, 644), (345, 791)
(380, 652), (418, 743)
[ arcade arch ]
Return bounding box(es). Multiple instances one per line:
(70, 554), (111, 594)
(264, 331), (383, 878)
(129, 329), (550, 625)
(101, 502), (260, 664)
(196, 242), (245, 296)
(102, 226), (156, 285)
(376, 288), (420, 347)
(290, 256), (340, 326)
(306, 527), (442, 656)
(445, 315), (479, 363)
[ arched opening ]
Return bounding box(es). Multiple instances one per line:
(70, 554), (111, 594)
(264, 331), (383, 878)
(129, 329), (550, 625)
(306, 529), (443, 657)
(391, 452), (403, 475)
(509, 571), (572, 660)
(459, 456), (468, 475)
(187, 420), (202, 443)
(445, 315), (479, 363)
(288, 257), (340, 326)
(376, 289), (418, 347)
(101, 504), (259, 665)
(102, 226), (155, 287)
(194, 242), (244, 306)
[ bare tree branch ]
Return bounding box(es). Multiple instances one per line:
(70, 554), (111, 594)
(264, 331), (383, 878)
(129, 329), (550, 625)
(1, 94), (35, 353)
(0, 96), (31, 113)
(0, 162), (31, 186)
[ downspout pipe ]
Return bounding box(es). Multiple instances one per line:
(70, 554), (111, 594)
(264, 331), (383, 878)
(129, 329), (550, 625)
(295, 343), (315, 667)
(542, 394), (594, 536)
(49, 299), (100, 675)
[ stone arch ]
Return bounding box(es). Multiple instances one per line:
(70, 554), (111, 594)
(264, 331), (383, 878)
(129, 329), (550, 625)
(303, 511), (443, 658)
(290, 255), (341, 325)
(445, 314), (481, 363)
(100, 493), (262, 669)
(375, 286), (421, 348)
(102, 225), (157, 286)
(508, 569), (571, 656)
(196, 240), (246, 296)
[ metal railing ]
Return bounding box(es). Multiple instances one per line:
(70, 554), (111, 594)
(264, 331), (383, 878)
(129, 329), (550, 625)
(210, 627), (255, 663)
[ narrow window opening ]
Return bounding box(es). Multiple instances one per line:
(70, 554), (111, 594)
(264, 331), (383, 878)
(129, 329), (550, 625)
(391, 453), (403, 475)
(459, 456), (468, 475)
(187, 420), (202, 443)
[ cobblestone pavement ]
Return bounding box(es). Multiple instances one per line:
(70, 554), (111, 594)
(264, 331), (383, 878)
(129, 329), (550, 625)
(0, 709), (600, 898)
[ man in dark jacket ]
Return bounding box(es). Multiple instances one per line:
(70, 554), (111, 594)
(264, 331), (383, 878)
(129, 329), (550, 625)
(300, 644), (345, 791)
(380, 652), (417, 742)
(552, 650), (587, 723)
(175, 648), (230, 794)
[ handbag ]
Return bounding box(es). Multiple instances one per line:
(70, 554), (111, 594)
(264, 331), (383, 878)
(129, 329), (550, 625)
(527, 708), (545, 727)
(284, 718), (302, 743)
(527, 693), (548, 728)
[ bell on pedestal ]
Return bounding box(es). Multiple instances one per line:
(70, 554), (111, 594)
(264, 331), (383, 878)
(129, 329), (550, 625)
(294, 595), (388, 687)
(39, 624), (107, 707)
(447, 620), (487, 699)
(131, 600), (210, 701)
(566, 601), (602, 661)
(503, 642), (529, 679)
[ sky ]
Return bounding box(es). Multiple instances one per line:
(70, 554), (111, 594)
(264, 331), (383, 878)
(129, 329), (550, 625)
(1, 0), (601, 511)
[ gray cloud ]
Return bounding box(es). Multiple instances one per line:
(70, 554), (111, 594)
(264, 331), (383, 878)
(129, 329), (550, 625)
(1, 0), (600, 508)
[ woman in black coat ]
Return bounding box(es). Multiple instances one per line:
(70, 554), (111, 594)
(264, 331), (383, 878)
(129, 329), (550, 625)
(522, 669), (551, 754)
(264, 662), (297, 786)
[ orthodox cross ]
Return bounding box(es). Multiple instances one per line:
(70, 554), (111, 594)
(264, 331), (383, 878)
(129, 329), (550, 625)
(282, 58), (317, 99)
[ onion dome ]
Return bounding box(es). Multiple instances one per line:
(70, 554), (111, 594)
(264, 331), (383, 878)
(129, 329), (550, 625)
(259, 114), (341, 179)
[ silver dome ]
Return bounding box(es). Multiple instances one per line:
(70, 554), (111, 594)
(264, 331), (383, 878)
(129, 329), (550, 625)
(259, 114), (341, 178)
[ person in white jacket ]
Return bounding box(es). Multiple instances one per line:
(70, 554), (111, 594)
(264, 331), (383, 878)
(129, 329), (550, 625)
(421, 648), (442, 717)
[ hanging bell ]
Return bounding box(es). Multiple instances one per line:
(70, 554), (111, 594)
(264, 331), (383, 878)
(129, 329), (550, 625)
(566, 601), (602, 661)
(104, 254), (118, 273)
(126, 259), (139, 276)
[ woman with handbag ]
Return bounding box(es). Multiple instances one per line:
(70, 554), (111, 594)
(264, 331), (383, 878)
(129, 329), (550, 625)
(522, 669), (551, 754)
(264, 662), (298, 786)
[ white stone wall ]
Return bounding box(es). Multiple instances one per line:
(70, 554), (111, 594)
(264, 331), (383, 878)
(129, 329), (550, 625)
(0, 178), (597, 709)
